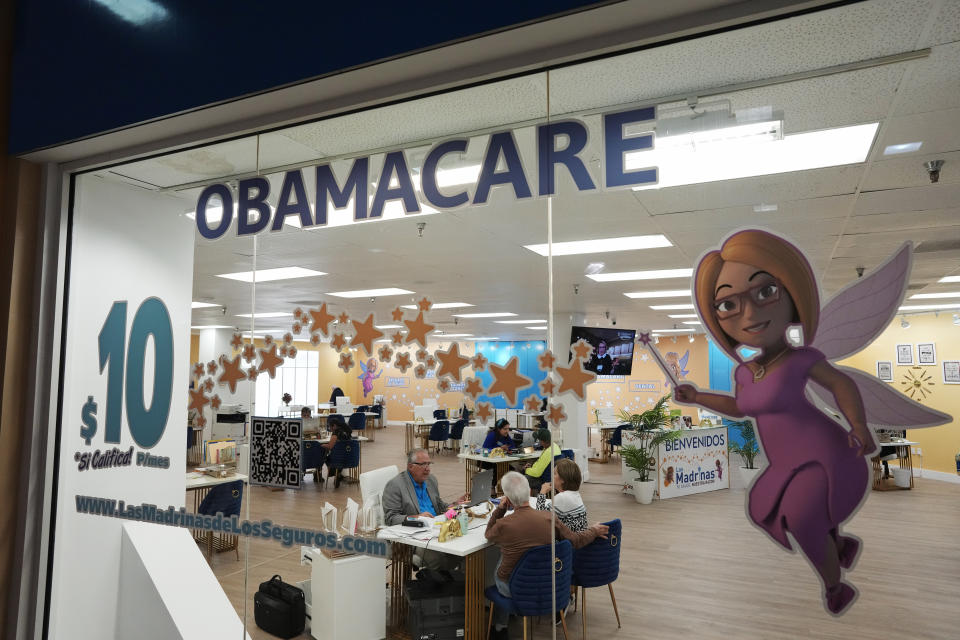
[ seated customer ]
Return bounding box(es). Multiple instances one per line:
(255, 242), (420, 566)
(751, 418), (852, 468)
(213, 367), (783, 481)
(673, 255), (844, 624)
(322, 414), (353, 487)
(518, 429), (560, 493)
(483, 419), (515, 452)
(485, 472), (608, 640)
(382, 448), (467, 570)
(535, 458), (587, 532)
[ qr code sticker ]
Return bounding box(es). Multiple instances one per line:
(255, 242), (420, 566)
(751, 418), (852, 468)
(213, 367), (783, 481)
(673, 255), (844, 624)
(251, 417), (302, 489)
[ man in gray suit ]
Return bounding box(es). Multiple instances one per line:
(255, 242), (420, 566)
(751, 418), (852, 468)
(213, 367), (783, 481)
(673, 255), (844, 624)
(382, 448), (466, 570)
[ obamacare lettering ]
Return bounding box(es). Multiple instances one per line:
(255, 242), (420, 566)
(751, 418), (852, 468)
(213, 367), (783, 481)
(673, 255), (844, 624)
(195, 107), (657, 239)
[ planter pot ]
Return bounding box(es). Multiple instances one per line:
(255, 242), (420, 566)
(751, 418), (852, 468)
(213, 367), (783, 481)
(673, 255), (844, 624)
(739, 466), (762, 488)
(633, 479), (656, 504)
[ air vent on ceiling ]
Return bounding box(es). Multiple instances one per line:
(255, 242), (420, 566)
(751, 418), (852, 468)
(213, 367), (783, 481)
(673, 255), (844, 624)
(915, 238), (960, 253)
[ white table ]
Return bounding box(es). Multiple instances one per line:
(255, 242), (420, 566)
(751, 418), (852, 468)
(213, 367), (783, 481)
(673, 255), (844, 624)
(872, 440), (919, 490)
(379, 515), (493, 640)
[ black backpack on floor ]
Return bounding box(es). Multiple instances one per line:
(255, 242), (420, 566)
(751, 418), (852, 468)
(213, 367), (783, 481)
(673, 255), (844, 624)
(254, 574), (305, 639)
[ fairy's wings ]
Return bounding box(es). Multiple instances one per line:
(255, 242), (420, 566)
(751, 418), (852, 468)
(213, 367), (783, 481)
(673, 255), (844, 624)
(357, 360), (369, 378)
(678, 350), (690, 377)
(812, 243), (911, 361)
(808, 366), (951, 430)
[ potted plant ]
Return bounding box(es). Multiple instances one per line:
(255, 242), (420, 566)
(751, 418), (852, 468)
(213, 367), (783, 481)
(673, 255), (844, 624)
(618, 395), (682, 504)
(728, 420), (762, 487)
(282, 392), (292, 407)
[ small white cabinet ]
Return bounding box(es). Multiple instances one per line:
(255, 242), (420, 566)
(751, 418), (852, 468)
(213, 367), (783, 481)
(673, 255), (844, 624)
(301, 547), (386, 640)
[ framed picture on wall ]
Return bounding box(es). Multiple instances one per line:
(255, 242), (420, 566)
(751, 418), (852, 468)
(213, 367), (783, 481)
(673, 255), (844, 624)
(876, 361), (893, 382)
(896, 344), (913, 365)
(917, 342), (936, 365)
(943, 361), (960, 384)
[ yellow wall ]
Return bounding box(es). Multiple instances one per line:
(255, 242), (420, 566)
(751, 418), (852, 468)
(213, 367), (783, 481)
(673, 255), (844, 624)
(840, 313), (959, 474)
(586, 334), (710, 422)
(189, 334), (199, 371)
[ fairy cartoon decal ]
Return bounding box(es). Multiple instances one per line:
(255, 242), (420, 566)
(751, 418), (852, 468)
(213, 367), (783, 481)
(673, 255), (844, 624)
(657, 230), (951, 616)
(663, 350), (690, 387)
(358, 357), (383, 397)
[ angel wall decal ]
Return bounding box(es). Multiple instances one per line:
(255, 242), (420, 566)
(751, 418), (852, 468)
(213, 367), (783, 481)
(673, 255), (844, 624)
(358, 357), (383, 397)
(664, 230), (950, 616)
(663, 350), (690, 387)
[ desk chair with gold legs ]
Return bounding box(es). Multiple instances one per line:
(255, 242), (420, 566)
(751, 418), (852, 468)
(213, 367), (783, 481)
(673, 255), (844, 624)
(196, 480), (244, 560)
(571, 519), (622, 639)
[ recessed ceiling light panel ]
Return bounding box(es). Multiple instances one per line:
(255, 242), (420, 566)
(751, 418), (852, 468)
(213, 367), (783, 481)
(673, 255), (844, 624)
(650, 304), (696, 310)
(623, 290), (691, 299)
(235, 312), (294, 318)
(910, 292), (960, 299)
(495, 319), (547, 324)
(453, 312), (517, 318)
(883, 142), (922, 155)
(327, 288), (414, 298)
(524, 235), (672, 257)
(400, 302), (473, 309)
(216, 267), (326, 283)
(191, 301), (221, 309)
(587, 268), (692, 282)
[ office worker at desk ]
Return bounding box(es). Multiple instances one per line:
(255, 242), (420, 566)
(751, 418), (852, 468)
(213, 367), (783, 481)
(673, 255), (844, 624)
(329, 386), (345, 405)
(382, 449), (467, 569)
(322, 414), (352, 487)
(483, 419), (515, 451)
(518, 429), (561, 493)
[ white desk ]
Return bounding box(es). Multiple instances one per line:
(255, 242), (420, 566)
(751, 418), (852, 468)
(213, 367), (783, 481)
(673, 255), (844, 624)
(379, 516), (493, 640)
(872, 440), (919, 490)
(185, 471), (248, 491)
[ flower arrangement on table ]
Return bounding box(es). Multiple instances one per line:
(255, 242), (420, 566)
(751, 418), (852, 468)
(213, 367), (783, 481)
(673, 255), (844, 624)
(282, 392), (292, 406)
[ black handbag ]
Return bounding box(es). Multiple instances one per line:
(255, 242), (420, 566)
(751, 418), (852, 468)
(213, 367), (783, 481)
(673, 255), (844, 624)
(254, 574), (305, 639)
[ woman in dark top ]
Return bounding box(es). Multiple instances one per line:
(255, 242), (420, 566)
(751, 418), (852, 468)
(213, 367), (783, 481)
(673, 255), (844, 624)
(329, 386), (345, 405)
(482, 419), (514, 451)
(322, 413), (353, 487)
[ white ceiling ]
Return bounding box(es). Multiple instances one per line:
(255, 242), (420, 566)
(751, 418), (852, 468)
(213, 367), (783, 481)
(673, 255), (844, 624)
(93, 0), (960, 342)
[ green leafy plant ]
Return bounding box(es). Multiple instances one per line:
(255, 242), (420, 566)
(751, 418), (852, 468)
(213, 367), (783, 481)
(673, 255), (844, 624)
(728, 420), (760, 469)
(593, 408), (602, 424)
(618, 395), (682, 483)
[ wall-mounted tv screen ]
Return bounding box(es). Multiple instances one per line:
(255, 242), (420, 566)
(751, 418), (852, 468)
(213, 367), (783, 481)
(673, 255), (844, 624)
(569, 326), (636, 375)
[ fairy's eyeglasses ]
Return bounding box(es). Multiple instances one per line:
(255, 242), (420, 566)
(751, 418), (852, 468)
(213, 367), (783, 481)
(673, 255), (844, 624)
(713, 280), (782, 319)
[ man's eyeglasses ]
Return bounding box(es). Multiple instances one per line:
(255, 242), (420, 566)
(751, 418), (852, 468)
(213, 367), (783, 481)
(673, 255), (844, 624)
(713, 280), (782, 320)
(409, 461), (433, 467)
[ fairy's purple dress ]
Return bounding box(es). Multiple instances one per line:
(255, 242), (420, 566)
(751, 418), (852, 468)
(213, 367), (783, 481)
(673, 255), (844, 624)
(735, 347), (868, 564)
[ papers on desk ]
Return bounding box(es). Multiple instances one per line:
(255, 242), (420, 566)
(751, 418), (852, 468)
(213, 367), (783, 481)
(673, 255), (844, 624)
(341, 498), (359, 536)
(322, 502), (338, 532)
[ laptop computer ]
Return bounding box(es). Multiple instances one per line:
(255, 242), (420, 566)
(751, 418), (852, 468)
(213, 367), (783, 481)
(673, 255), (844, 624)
(467, 469), (494, 506)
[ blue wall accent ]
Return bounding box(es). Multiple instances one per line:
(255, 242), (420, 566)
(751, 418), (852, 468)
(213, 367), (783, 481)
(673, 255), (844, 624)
(707, 339), (751, 446)
(475, 341), (546, 409)
(10, 1), (607, 153)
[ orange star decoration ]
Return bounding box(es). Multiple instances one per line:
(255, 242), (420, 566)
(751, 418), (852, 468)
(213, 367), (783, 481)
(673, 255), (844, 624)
(471, 352), (488, 371)
(292, 322), (302, 334)
(475, 401), (493, 426)
(242, 344), (256, 362)
(192, 362), (204, 378)
(547, 402), (567, 427)
(203, 378), (215, 392)
(434, 343), (470, 381)
(188, 387), (210, 413)
(571, 339), (593, 361)
(279, 345), (289, 358)
(293, 307), (303, 320)
(283, 332), (293, 345)
(309, 303), (336, 336)
(425, 356), (437, 369)
(414, 364), (427, 379)
(417, 297), (433, 312)
(196, 415), (207, 427)
(330, 332), (347, 352)
(391, 307), (404, 322)
(264, 334), (274, 346)
(463, 377), (484, 399)
(488, 356), (532, 406)
(437, 378), (451, 393)
(537, 350), (557, 371)
(394, 351), (413, 373)
(288, 346), (298, 359)
(230, 333), (243, 350)
(247, 366), (259, 381)
(539, 376), (557, 397)
(218, 355), (246, 394)
(211, 395), (222, 410)
(391, 332), (404, 346)
(416, 348), (428, 362)
(524, 394), (541, 413)
(207, 360), (218, 375)
(338, 352), (355, 372)
(556, 357), (595, 401)
(338, 312), (350, 325)
(310, 334), (321, 346)
(378, 344), (394, 362)
(350, 313), (384, 356)
(404, 312), (435, 348)
(257, 343), (284, 378)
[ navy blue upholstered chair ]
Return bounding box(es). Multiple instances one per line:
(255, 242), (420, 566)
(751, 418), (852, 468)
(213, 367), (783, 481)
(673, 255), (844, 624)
(433, 408), (447, 420)
(485, 540), (573, 639)
(572, 519), (622, 638)
(428, 420), (450, 455)
(540, 455), (567, 486)
(197, 480), (244, 559)
(607, 424), (629, 458)
(327, 440), (361, 487)
(301, 440), (326, 482)
(450, 419), (467, 450)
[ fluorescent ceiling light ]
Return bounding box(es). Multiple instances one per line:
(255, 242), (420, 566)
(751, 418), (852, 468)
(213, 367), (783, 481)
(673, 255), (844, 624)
(191, 301), (221, 309)
(668, 314), (698, 319)
(400, 302), (473, 310)
(375, 324), (404, 329)
(285, 195), (439, 230)
(629, 123), (878, 190)
(524, 235), (671, 257)
(453, 312), (517, 318)
(186, 203), (239, 223)
(883, 142), (922, 155)
(191, 325), (233, 329)
(436, 333), (473, 338)
(910, 292), (960, 299)
(624, 290), (691, 299)
(327, 288), (414, 298)
(753, 203), (778, 213)
(682, 321), (702, 325)
(939, 276), (960, 283)
(585, 262), (605, 275)
(235, 312), (294, 319)
(898, 303), (960, 311)
(650, 304), (696, 310)
(216, 267), (326, 283)
(526, 326), (548, 330)
(652, 328), (695, 333)
(495, 319), (547, 324)
(587, 268), (693, 282)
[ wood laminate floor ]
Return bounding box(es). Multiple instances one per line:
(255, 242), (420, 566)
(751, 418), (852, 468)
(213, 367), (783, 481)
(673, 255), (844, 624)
(192, 424), (960, 639)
